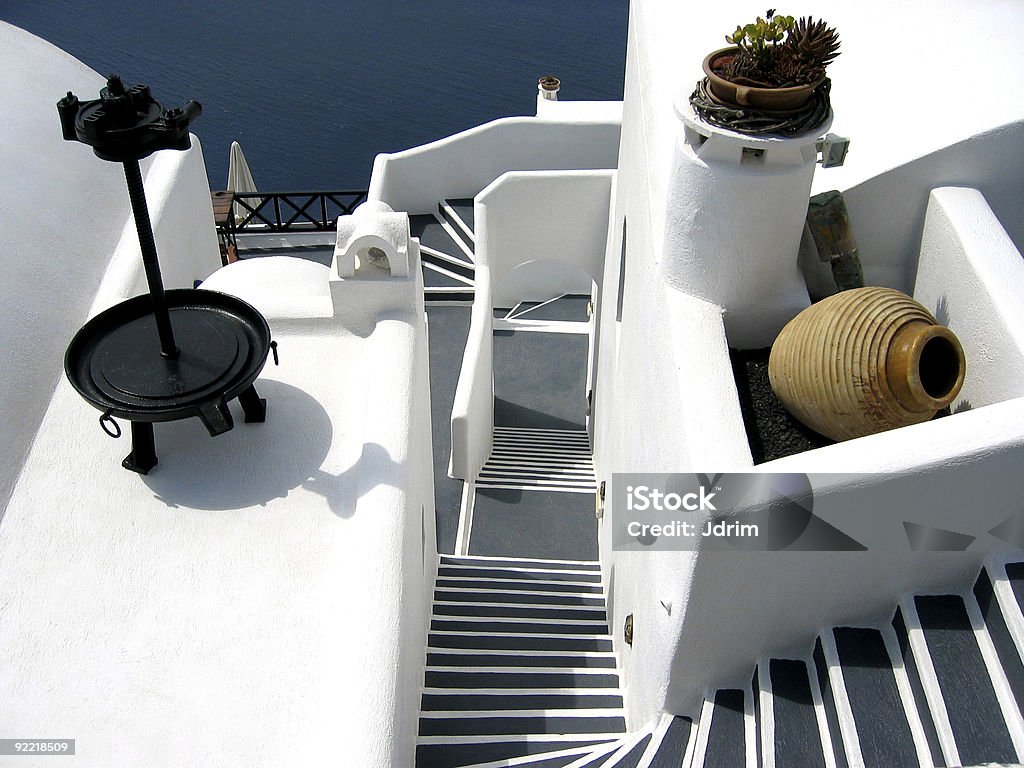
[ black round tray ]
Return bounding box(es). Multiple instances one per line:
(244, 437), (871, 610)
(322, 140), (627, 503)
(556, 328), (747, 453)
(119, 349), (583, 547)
(65, 289), (272, 433)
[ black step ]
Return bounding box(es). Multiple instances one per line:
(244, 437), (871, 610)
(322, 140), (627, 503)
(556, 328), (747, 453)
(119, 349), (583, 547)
(752, 668), (763, 768)
(891, 608), (945, 767)
(438, 566), (602, 583)
(424, 670), (619, 689)
(441, 556), (601, 571)
(770, 659), (826, 768)
(430, 619), (610, 635)
(422, 261), (473, 288)
(418, 714), (625, 736)
(704, 689), (746, 768)
(426, 652), (617, 669)
(975, 567), (1024, 715)
(429, 632), (613, 652)
(915, 594), (1017, 765)
(649, 717), (692, 768)
(832, 628), (917, 767)
(434, 589), (604, 607)
(425, 289), (474, 304)
(420, 692), (623, 711)
(432, 602), (606, 621)
(436, 578), (603, 594)
(422, 252), (475, 282)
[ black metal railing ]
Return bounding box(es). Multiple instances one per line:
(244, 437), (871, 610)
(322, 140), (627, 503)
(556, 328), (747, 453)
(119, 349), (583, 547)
(227, 190), (369, 233)
(212, 189), (369, 265)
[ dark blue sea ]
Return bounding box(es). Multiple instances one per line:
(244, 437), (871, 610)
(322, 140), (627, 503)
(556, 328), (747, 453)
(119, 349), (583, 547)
(3, 0), (627, 191)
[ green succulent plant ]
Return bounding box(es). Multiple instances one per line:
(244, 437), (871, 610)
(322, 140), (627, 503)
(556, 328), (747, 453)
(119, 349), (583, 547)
(722, 10), (840, 88)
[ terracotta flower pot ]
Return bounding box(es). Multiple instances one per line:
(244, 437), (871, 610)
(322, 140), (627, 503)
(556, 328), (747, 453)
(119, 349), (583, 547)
(702, 47), (823, 112)
(768, 287), (966, 442)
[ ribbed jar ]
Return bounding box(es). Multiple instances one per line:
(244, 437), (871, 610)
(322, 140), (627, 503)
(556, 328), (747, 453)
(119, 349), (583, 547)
(768, 287), (966, 441)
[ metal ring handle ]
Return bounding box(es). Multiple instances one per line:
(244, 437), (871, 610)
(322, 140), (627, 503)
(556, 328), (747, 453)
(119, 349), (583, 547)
(99, 411), (122, 439)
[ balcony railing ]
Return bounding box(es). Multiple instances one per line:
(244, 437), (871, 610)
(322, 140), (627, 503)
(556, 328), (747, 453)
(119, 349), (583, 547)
(213, 189), (368, 264)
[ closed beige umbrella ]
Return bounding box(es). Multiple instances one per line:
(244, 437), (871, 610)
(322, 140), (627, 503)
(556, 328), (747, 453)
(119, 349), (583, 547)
(227, 140), (259, 225)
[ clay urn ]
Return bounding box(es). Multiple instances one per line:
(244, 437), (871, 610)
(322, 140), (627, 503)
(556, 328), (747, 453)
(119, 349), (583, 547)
(768, 287), (966, 441)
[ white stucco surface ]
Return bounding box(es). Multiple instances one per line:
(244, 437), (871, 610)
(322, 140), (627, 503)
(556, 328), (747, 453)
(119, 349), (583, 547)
(914, 187), (1024, 410)
(0, 251), (435, 766)
(369, 116), (621, 214)
(589, 0), (1024, 726)
(477, 170), (612, 307)
(0, 24), (128, 513)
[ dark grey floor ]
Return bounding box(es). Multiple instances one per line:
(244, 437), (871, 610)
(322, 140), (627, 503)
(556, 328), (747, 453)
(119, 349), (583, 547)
(492, 330), (589, 430)
(471, 324), (595, 560)
(427, 306), (472, 554)
(470, 488), (598, 561)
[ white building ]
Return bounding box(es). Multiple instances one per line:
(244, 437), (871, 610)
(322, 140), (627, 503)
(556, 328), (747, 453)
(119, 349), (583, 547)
(2, 0), (1024, 765)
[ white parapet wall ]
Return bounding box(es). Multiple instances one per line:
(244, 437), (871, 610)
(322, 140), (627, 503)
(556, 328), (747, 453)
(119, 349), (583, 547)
(450, 260), (494, 482)
(89, 139), (222, 312)
(368, 115), (621, 214)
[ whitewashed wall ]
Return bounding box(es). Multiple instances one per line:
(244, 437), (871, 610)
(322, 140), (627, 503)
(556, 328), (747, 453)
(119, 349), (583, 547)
(369, 116), (621, 214)
(596, 0), (1024, 727)
(478, 170), (612, 307)
(450, 262), (494, 482)
(591, 5), (755, 728)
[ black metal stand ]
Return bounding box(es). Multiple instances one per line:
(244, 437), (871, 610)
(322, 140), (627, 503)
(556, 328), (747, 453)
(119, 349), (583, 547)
(124, 422), (158, 475)
(123, 159), (178, 358)
(59, 76), (277, 475)
(238, 385), (268, 423)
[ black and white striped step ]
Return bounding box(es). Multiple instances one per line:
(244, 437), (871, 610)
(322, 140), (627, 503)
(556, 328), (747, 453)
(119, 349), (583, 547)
(819, 625), (930, 767)
(410, 211), (475, 304)
(896, 592), (1024, 766)
(419, 555), (623, 768)
(478, 427), (596, 493)
(440, 199), (476, 247)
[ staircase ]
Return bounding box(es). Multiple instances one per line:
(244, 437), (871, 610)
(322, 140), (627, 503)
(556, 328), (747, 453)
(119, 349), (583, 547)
(411, 199), (476, 305)
(416, 555), (627, 768)
(477, 427), (597, 494)
(417, 555), (1024, 767)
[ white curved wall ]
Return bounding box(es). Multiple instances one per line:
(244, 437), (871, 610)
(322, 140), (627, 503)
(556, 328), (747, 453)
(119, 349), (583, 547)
(369, 117), (621, 214)
(0, 22), (221, 515)
(0, 23), (127, 514)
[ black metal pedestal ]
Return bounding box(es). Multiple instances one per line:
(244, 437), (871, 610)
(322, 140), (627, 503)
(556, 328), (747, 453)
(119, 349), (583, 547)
(58, 76), (277, 474)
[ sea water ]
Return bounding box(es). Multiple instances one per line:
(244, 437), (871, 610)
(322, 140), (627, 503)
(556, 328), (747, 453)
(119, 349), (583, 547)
(3, 0), (627, 190)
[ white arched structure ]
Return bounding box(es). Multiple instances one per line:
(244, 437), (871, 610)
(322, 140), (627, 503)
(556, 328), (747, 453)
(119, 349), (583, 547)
(335, 200), (410, 278)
